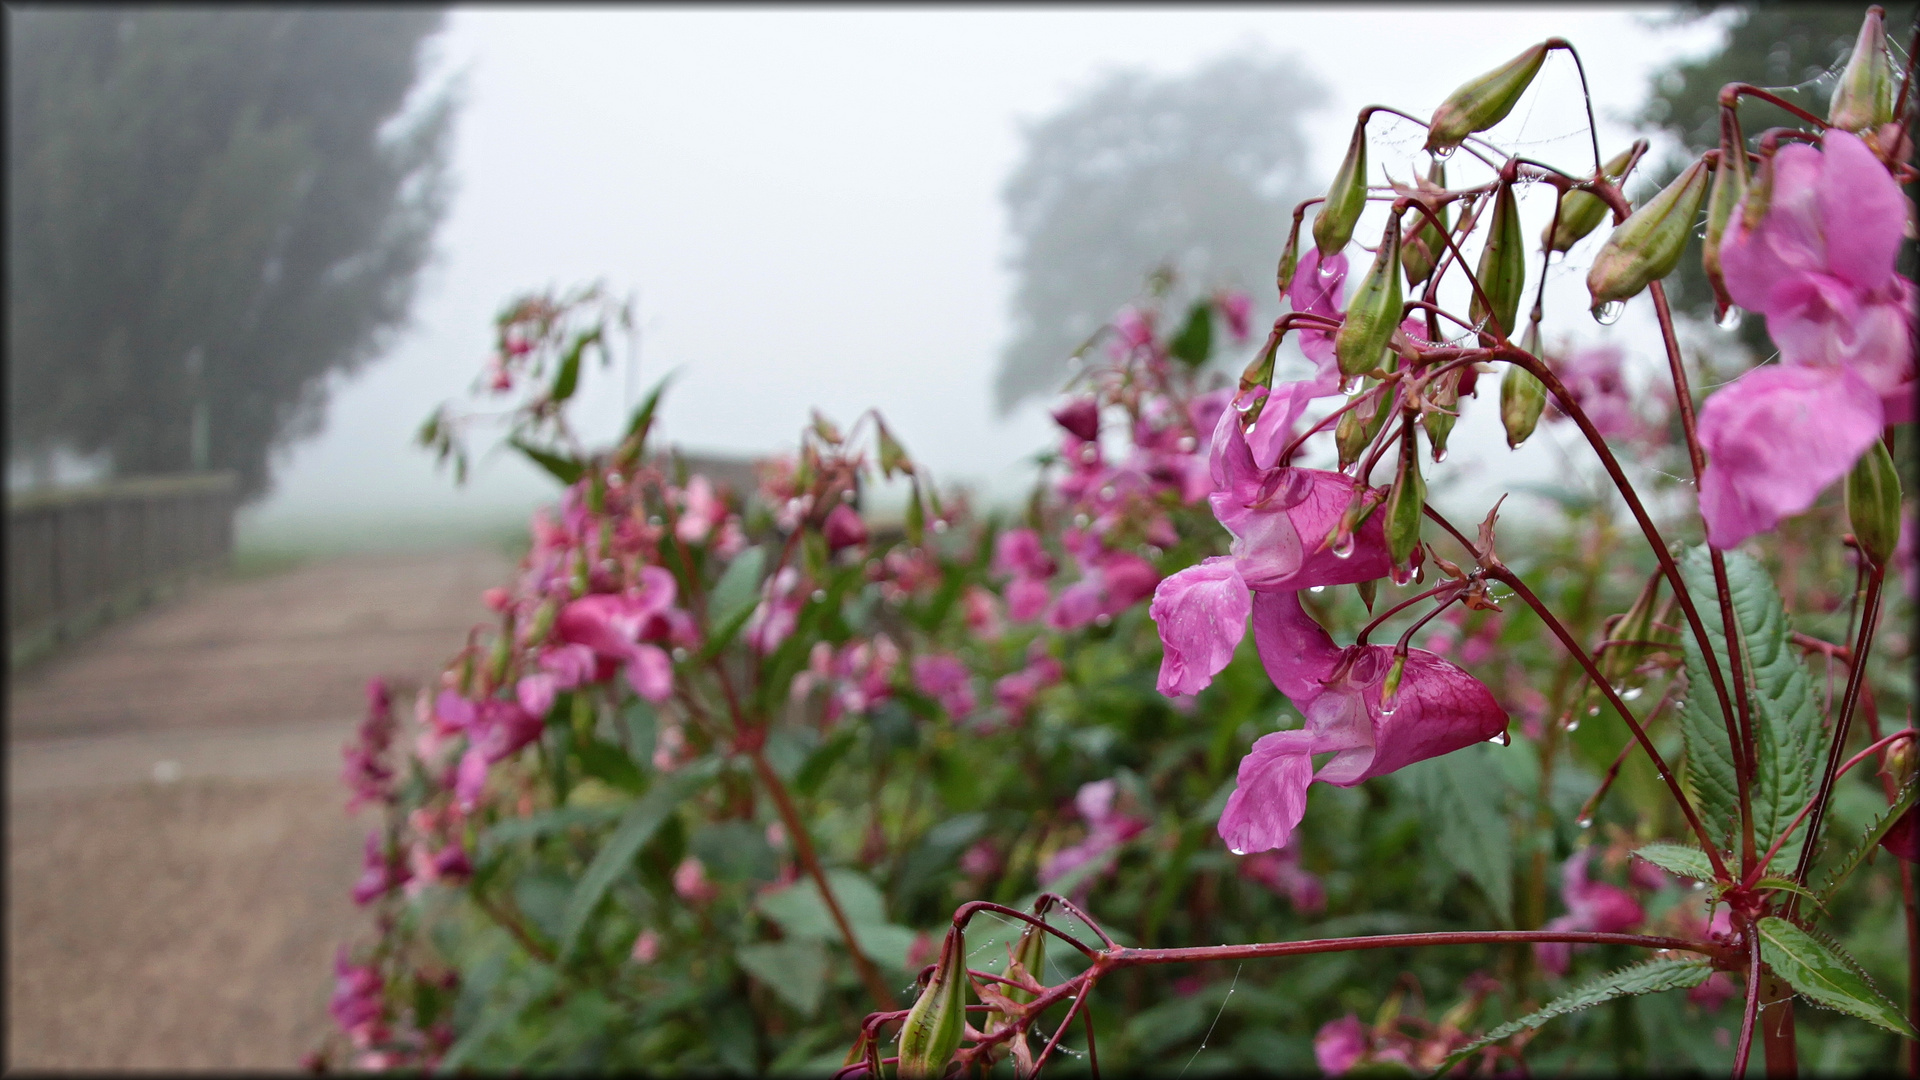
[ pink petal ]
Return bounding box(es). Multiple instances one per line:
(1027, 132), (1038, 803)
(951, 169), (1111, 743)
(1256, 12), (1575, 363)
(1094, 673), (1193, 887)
(1817, 129), (1908, 292)
(1149, 557), (1251, 697)
(1218, 729), (1317, 854)
(1697, 365), (1884, 549)
(625, 644), (674, 704)
(1248, 591), (1343, 703)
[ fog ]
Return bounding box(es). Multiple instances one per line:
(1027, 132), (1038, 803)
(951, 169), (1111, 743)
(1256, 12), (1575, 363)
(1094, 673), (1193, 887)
(240, 6), (1731, 549)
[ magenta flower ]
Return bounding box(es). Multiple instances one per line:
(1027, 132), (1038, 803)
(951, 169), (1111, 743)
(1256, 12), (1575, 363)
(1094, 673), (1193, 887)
(675, 475), (726, 544)
(1314, 1015), (1368, 1076)
(451, 697), (544, 810)
(1702, 129), (1916, 548)
(1883, 805), (1919, 862)
(342, 678), (397, 811)
(1148, 556), (1252, 696)
(1050, 397), (1102, 443)
(1237, 840), (1325, 914)
(994, 646), (1064, 723)
(962, 585), (1004, 641)
(1243, 376), (1342, 470)
(330, 948), (388, 1048)
(351, 830), (410, 906)
(822, 503), (869, 551)
(631, 928), (662, 964)
(1047, 544), (1159, 630)
(1208, 408), (1392, 591)
(1217, 592), (1507, 854)
(912, 653), (976, 718)
(1288, 245), (1349, 371)
(554, 570), (680, 702)
(1697, 364), (1886, 549)
(1039, 779), (1147, 890)
(1111, 306), (1155, 357)
(1533, 849), (1646, 976)
(1219, 290), (1253, 341)
(744, 567), (804, 655)
(1551, 345), (1655, 444)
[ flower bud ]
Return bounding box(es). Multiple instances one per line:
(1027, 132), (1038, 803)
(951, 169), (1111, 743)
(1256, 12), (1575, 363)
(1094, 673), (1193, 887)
(1702, 139), (1748, 317)
(526, 598), (558, 647)
(898, 926), (969, 1079)
(1423, 369), (1460, 462)
(1314, 116), (1370, 257)
(1334, 217), (1404, 378)
(1356, 576), (1379, 612)
(1384, 431), (1426, 570)
(1470, 181), (1526, 339)
(1544, 145), (1638, 253)
(1336, 382), (1390, 470)
(1401, 163), (1449, 287)
(1500, 323), (1547, 448)
(1830, 6), (1895, 133)
(1585, 156), (1710, 315)
(1425, 41), (1553, 154)
(1597, 572), (1671, 693)
(1239, 331), (1282, 414)
(1277, 214), (1304, 295)
(487, 616), (515, 687)
(1846, 438), (1901, 567)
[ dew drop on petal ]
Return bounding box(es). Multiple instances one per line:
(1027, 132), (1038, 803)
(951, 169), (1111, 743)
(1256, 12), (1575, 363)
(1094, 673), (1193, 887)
(1230, 847), (1247, 856)
(1309, 585), (1326, 594)
(1487, 730), (1511, 746)
(1592, 300), (1625, 325)
(1332, 535), (1357, 559)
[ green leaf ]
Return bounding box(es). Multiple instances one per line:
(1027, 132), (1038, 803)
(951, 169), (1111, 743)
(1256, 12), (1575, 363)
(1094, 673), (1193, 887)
(549, 327), (600, 403)
(557, 762), (717, 962)
(622, 373), (674, 443)
(709, 545), (767, 626)
(1167, 300), (1214, 367)
(1440, 957), (1713, 1073)
(1398, 745), (1513, 922)
(1757, 916), (1918, 1039)
(737, 940), (829, 1017)
(1633, 842), (1717, 883)
(479, 805), (625, 854)
(754, 867), (918, 970)
(794, 729), (857, 797)
(575, 736), (646, 793)
(509, 436), (585, 486)
(1817, 779), (1917, 903)
(1676, 547), (1825, 866)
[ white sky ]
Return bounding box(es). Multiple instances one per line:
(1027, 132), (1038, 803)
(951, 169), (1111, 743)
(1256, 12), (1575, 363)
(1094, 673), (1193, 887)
(242, 5), (1733, 545)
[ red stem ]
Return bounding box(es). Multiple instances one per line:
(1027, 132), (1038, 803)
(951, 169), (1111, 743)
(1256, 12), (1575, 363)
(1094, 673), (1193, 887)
(1744, 729), (1916, 886)
(1735, 934), (1762, 1076)
(1788, 567), (1887, 896)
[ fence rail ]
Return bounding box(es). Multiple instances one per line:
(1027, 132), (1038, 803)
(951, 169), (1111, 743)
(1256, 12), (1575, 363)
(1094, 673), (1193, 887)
(8, 473), (237, 667)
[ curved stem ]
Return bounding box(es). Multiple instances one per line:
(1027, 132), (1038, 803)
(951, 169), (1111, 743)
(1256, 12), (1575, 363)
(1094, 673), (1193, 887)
(1489, 565), (1731, 879)
(1735, 934), (1762, 1077)
(1355, 580), (1465, 645)
(1718, 83), (1830, 130)
(1788, 567), (1887, 898)
(1553, 40), (1605, 175)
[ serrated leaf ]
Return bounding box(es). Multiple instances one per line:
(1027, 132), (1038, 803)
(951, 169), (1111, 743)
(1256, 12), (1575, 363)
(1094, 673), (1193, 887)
(737, 940), (829, 1017)
(1676, 547), (1825, 866)
(1756, 916), (1918, 1039)
(1440, 957), (1713, 1073)
(1817, 780), (1917, 902)
(509, 436), (586, 486)
(557, 762), (717, 962)
(1399, 746), (1513, 922)
(1634, 842), (1718, 883)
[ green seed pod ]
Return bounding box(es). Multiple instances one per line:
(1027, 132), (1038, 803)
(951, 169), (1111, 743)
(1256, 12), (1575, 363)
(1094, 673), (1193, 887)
(1830, 6), (1895, 133)
(898, 926), (969, 1079)
(1846, 438), (1902, 567)
(1277, 213), (1304, 295)
(1314, 116), (1371, 257)
(526, 597), (558, 648)
(1470, 181), (1526, 339)
(1702, 138), (1748, 315)
(1239, 331), (1282, 418)
(1334, 217), (1404, 379)
(1356, 577), (1379, 613)
(1384, 430), (1426, 570)
(1500, 322), (1547, 449)
(487, 615), (515, 688)
(1380, 652), (1408, 709)
(1336, 382), (1390, 470)
(1423, 369), (1460, 462)
(1425, 41), (1553, 154)
(1401, 163), (1449, 287)
(1585, 156), (1711, 315)
(1596, 572), (1669, 692)
(1544, 145), (1638, 253)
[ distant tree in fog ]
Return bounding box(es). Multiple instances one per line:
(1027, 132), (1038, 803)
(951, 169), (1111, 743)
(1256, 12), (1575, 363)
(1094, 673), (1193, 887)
(7, 8), (456, 497)
(995, 50), (1326, 412)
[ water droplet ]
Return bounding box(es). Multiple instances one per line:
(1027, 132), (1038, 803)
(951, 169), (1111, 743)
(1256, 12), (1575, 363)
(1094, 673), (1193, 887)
(1565, 718), (1581, 732)
(1488, 730), (1511, 746)
(1432, 144), (1456, 161)
(1592, 300), (1625, 325)
(1380, 698), (1398, 717)
(841, 488), (857, 502)
(1432, 447), (1448, 463)
(1691, 880), (1706, 891)
(1099, 485), (1117, 501)
(1331, 534), (1357, 559)
(1577, 815), (1594, 829)
(1309, 585), (1326, 594)
(648, 515), (664, 527)
(932, 519), (949, 534)
(1390, 564), (1413, 586)
(1620, 686), (1644, 702)
(1340, 376), (1361, 395)
(1411, 564), (1425, 584)
(607, 473), (623, 487)
(1230, 847), (1247, 856)
(1079, 444), (1099, 463)
(1073, 514), (1090, 529)
(1177, 435), (1197, 452)
(811, 589), (827, 603)
(1094, 614), (1112, 627)
(1587, 704), (1602, 717)
(671, 647), (689, 662)
(1716, 307), (1744, 331)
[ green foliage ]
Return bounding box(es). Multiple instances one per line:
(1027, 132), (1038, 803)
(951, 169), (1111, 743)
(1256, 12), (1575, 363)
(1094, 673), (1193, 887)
(1757, 917), (1918, 1039)
(1442, 957), (1715, 1072)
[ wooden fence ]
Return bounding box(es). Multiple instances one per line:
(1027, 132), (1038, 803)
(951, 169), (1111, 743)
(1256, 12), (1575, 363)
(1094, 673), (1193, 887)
(8, 473), (238, 667)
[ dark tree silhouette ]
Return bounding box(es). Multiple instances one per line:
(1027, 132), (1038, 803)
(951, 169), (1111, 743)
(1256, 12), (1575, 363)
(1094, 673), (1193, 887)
(995, 50), (1325, 412)
(8, 8), (457, 498)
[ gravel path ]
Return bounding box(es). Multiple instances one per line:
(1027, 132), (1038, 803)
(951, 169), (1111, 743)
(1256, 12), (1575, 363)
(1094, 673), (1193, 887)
(7, 548), (510, 1070)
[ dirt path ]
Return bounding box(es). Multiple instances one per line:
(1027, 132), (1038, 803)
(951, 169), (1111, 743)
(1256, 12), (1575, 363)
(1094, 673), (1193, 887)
(7, 548), (511, 1070)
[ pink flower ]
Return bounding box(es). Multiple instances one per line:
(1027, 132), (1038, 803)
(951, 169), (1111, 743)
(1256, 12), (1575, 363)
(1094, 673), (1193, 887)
(342, 679), (396, 811)
(330, 949), (388, 1048)
(822, 503), (869, 551)
(744, 567), (804, 655)
(1111, 307), (1155, 356)
(631, 928), (661, 964)
(912, 654), (976, 718)
(1533, 849), (1646, 976)
(1148, 556), (1251, 696)
(1047, 545), (1159, 630)
(673, 857), (717, 903)
(1039, 779), (1146, 890)
(351, 831), (410, 906)
(1208, 408), (1391, 591)
(1050, 397), (1102, 443)
(994, 528), (1057, 580)
(1703, 129), (1916, 548)
(1314, 1015), (1368, 1075)
(1219, 290), (1253, 341)
(676, 476), (726, 544)
(962, 586), (1004, 641)
(554, 572), (680, 702)
(994, 648), (1064, 723)
(451, 697), (544, 811)
(1689, 971), (1739, 1011)
(1288, 246), (1348, 372)
(1237, 840), (1325, 914)
(1217, 592), (1507, 854)
(1552, 345), (1654, 444)
(1697, 364), (1885, 549)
